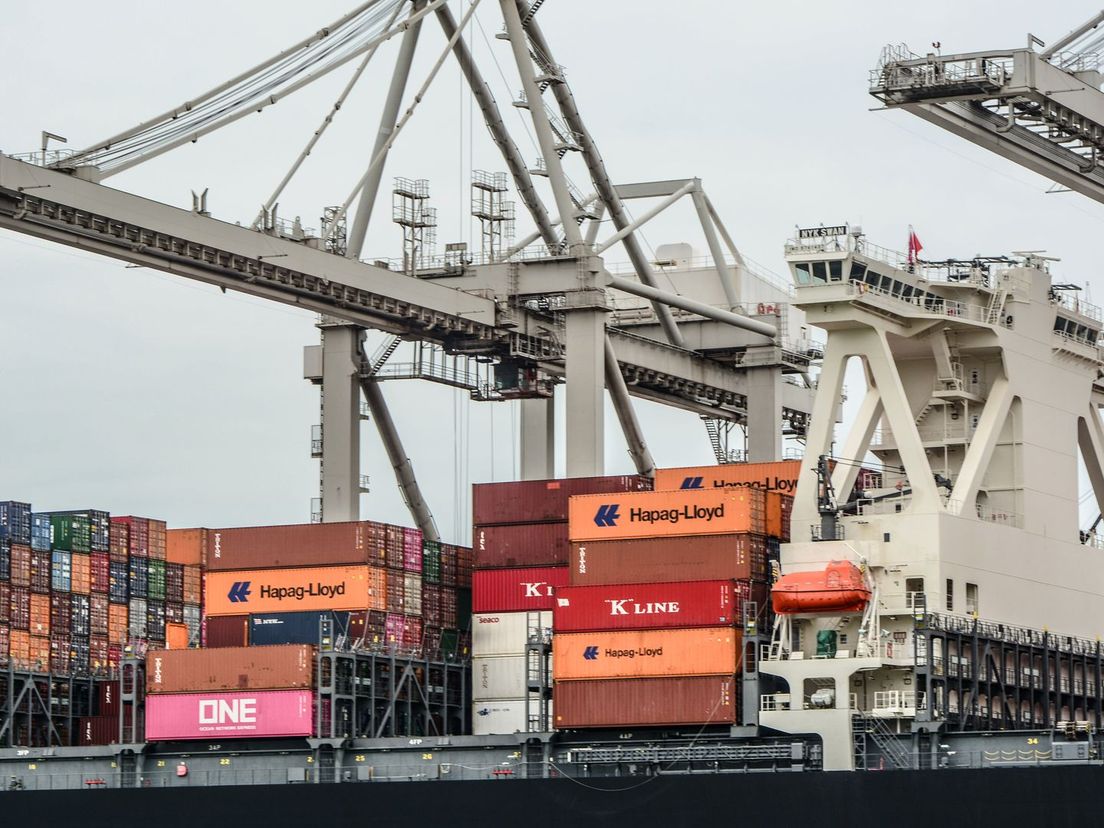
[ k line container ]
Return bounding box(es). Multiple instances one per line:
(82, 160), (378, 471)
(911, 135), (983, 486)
(472, 611), (552, 657)
(147, 644), (313, 694)
(568, 488), (767, 542)
(653, 461), (802, 495)
(553, 627), (740, 680)
(553, 580), (739, 632)
(204, 522), (392, 571)
(472, 566), (568, 613)
(204, 565), (386, 616)
(553, 676), (738, 728)
(473, 523), (571, 569)
(472, 476), (652, 526)
(145, 689), (314, 740)
(568, 535), (768, 586)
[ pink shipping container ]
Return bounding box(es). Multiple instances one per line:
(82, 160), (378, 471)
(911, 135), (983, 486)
(402, 615), (423, 649)
(554, 580), (741, 632)
(473, 523), (571, 569)
(472, 566), (569, 613)
(145, 689), (314, 740)
(472, 476), (653, 526)
(384, 612), (405, 645)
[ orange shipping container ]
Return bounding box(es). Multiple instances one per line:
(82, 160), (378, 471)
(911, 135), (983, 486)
(108, 604), (128, 645)
(29, 593), (50, 636)
(146, 644), (313, 694)
(71, 553), (91, 595)
(204, 565), (386, 617)
(766, 490), (790, 541)
(167, 528), (207, 566)
(568, 488), (766, 542)
(30, 634), (50, 668)
(165, 622), (190, 650)
(10, 630), (31, 665)
(553, 627), (740, 681)
(653, 461), (801, 495)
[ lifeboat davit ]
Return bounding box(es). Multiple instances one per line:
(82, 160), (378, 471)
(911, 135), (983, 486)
(771, 560), (870, 614)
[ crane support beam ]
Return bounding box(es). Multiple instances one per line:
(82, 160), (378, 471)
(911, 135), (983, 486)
(608, 276), (778, 337)
(605, 336), (656, 478)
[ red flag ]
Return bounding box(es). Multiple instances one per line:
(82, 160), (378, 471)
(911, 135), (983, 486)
(907, 226), (923, 264)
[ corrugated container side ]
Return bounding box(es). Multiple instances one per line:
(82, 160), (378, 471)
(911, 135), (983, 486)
(71, 594), (91, 637)
(108, 561), (128, 604)
(553, 580), (739, 632)
(653, 461), (801, 494)
(472, 655), (537, 700)
(204, 615), (248, 648)
(90, 552), (110, 594)
(204, 522), (386, 571)
(30, 550), (50, 593)
(204, 565), (386, 616)
(472, 566), (569, 613)
(78, 716), (118, 746)
(71, 552), (91, 594)
(553, 627), (740, 680)
(51, 550), (72, 593)
(0, 502), (32, 545)
(403, 573), (422, 616)
(50, 594), (72, 635)
(148, 519), (167, 561)
(10, 587), (30, 631)
(147, 644), (313, 694)
(108, 522), (129, 562)
(568, 488), (767, 542)
(472, 611), (552, 657)
(10, 544), (31, 588)
(473, 523), (570, 569)
(248, 612), (342, 646)
(113, 517), (149, 557)
(0, 539), (9, 582)
(0, 583), (8, 625)
(386, 570), (405, 613)
(472, 476), (652, 526)
(29, 593), (50, 636)
(568, 534), (768, 586)
(553, 676), (738, 728)
(107, 604), (128, 645)
(472, 699), (555, 736)
(166, 528), (207, 565)
(145, 689), (314, 741)
(30, 514), (51, 552)
(128, 597), (147, 638)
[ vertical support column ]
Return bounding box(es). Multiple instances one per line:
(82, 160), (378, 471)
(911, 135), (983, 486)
(565, 308), (606, 477)
(745, 365), (783, 463)
(604, 337), (655, 478)
(519, 396), (555, 480)
(320, 325), (363, 523)
(690, 186), (740, 310)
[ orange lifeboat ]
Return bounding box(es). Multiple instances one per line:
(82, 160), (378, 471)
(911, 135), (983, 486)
(771, 561), (870, 615)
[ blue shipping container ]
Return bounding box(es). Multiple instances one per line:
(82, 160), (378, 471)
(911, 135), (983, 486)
(0, 539), (9, 581)
(248, 611), (350, 646)
(0, 501), (31, 545)
(30, 514), (52, 552)
(109, 561), (129, 604)
(51, 550), (72, 593)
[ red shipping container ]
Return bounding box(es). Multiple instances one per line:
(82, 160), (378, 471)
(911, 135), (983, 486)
(78, 716), (118, 746)
(113, 517), (149, 557)
(473, 475), (652, 526)
(204, 522), (389, 572)
(204, 614), (248, 648)
(30, 550), (51, 594)
(473, 523), (570, 569)
(553, 676), (738, 729)
(553, 580), (740, 632)
(472, 566), (569, 613)
(386, 570), (405, 613)
(146, 689), (314, 740)
(50, 594), (72, 635)
(568, 534), (768, 586)
(109, 521), (129, 562)
(90, 552), (110, 594)
(10, 587), (30, 631)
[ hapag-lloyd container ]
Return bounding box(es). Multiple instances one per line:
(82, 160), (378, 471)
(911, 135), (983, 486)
(653, 461), (802, 495)
(568, 488), (767, 542)
(204, 565), (386, 616)
(147, 644), (313, 694)
(145, 689), (314, 740)
(473, 523), (571, 569)
(553, 581), (739, 632)
(553, 627), (740, 680)
(568, 535), (769, 586)
(204, 522), (392, 571)
(472, 476), (652, 526)
(472, 566), (569, 613)
(472, 611), (552, 656)
(553, 676), (738, 728)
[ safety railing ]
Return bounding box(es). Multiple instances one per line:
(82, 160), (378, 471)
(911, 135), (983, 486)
(1053, 291), (1103, 323)
(1052, 329), (1104, 361)
(944, 499), (1022, 528)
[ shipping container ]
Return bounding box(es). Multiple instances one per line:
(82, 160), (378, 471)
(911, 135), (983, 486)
(422, 541), (441, 583)
(10, 587), (30, 631)
(183, 604), (201, 643)
(108, 521), (128, 562)
(473, 523), (571, 569)
(568, 534), (769, 586)
(49, 513), (92, 553)
(128, 597), (147, 639)
(148, 519), (167, 561)
(654, 461), (802, 495)
(148, 559), (167, 601)
(385, 569), (405, 613)
(108, 560), (128, 604)
(71, 552), (91, 594)
(0, 583), (8, 625)
(166, 622), (189, 649)
(0, 502), (32, 545)
(472, 655), (536, 700)
(90, 635), (109, 671)
(568, 487), (767, 542)
(553, 627), (740, 680)
(166, 528), (207, 565)
(472, 566), (569, 613)
(10, 544), (30, 588)
(147, 644), (313, 694)
(472, 611), (552, 657)
(29, 634), (49, 668)
(145, 689), (314, 740)
(90, 593), (109, 637)
(113, 517), (149, 557)
(553, 580), (740, 632)
(50, 509), (110, 552)
(147, 601), (166, 640)
(472, 699), (553, 736)
(50, 634), (71, 674)
(473, 476), (652, 526)
(90, 552), (110, 594)
(248, 612), (342, 647)
(107, 604), (128, 645)
(51, 550), (72, 593)
(402, 615), (422, 650)
(403, 528), (423, 572)
(422, 584), (443, 627)
(182, 565), (202, 605)
(553, 676), (738, 728)
(403, 573), (422, 616)
(204, 565), (386, 616)
(78, 716), (118, 746)
(50, 593), (72, 636)
(71, 594), (91, 637)
(165, 563), (184, 604)
(9, 630), (30, 665)
(30, 550), (50, 593)
(128, 557), (148, 599)
(204, 615), (248, 648)
(0, 539), (8, 582)
(29, 514), (51, 552)
(0, 625), (8, 665)
(29, 593), (49, 636)
(204, 522), (391, 571)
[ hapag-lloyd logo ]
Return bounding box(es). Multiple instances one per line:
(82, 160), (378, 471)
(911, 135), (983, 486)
(260, 582), (347, 602)
(680, 475), (797, 493)
(593, 502), (726, 528)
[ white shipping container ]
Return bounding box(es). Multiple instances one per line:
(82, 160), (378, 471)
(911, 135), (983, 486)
(472, 698), (554, 736)
(404, 573), (423, 616)
(472, 611), (552, 657)
(472, 654), (555, 700)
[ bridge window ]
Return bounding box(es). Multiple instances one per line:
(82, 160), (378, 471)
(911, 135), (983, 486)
(793, 262), (812, 284)
(966, 583), (979, 615)
(812, 262), (827, 281)
(828, 260), (843, 281)
(945, 579), (954, 612)
(850, 262), (867, 283)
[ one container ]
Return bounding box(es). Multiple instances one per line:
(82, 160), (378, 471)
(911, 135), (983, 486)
(552, 627), (740, 680)
(473, 523), (571, 569)
(146, 644), (313, 694)
(568, 534), (768, 586)
(167, 528), (207, 566)
(472, 476), (652, 526)
(472, 611), (552, 657)
(568, 488), (767, 542)
(204, 522), (388, 572)
(145, 689), (314, 740)
(29, 514), (52, 552)
(553, 580), (739, 632)
(204, 565), (386, 616)
(653, 461), (802, 495)
(204, 615), (248, 648)
(472, 566), (569, 613)
(553, 676), (738, 728)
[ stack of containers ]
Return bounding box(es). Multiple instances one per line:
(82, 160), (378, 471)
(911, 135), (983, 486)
(469, 476), (651, 735)
(143, 645), (315, 741)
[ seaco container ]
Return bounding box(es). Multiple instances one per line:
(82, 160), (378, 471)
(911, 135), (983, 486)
(145, 689), (314, 740)
(472, 566), (568, 613)
(653, 461), (801, 496)
(553, 581), (739, 633)
(147, 644), (313, 694)
(204, 522), (388, 572)
(472, 476), (652, 526)
(553, 627), (739, 680)
(553, 676), (738, 728)
(473, 523), (571, 569)
(204, 565), (386, 616)
(568, 535), (768, 586)
(472, 611), (552, 656)
(568, 488), (766, 542)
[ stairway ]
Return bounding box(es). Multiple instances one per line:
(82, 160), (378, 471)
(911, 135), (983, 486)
(703, 418), (728, 464)
(364, 335), (402, 377)
(853, 715), (913, 769)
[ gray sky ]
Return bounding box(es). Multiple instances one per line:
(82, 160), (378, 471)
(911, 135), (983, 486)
(3, 1), (1103, 543)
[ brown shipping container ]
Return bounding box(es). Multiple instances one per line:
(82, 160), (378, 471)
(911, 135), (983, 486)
(204, 522), (386, 571)
(472, 476), (652, 526)
(473, 523), (570, 569)
(653, 461), (801, 495)
(554, 676), (738, 729)
(204, 615), (248, 648)
(568, 534), (768, 586)
(167, 528), (208, 566)
(554, 627), (740, 680)
(146, 644), (313, 694)
(568, 488), (767, 542)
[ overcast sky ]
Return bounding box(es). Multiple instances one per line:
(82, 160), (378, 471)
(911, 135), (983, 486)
(2, 1), (1103, 542)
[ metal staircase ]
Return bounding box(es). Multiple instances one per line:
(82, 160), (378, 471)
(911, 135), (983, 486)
(702, 416), (743, 464)
(852, 714), (913, 769)
(363, 334), (403, 377)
